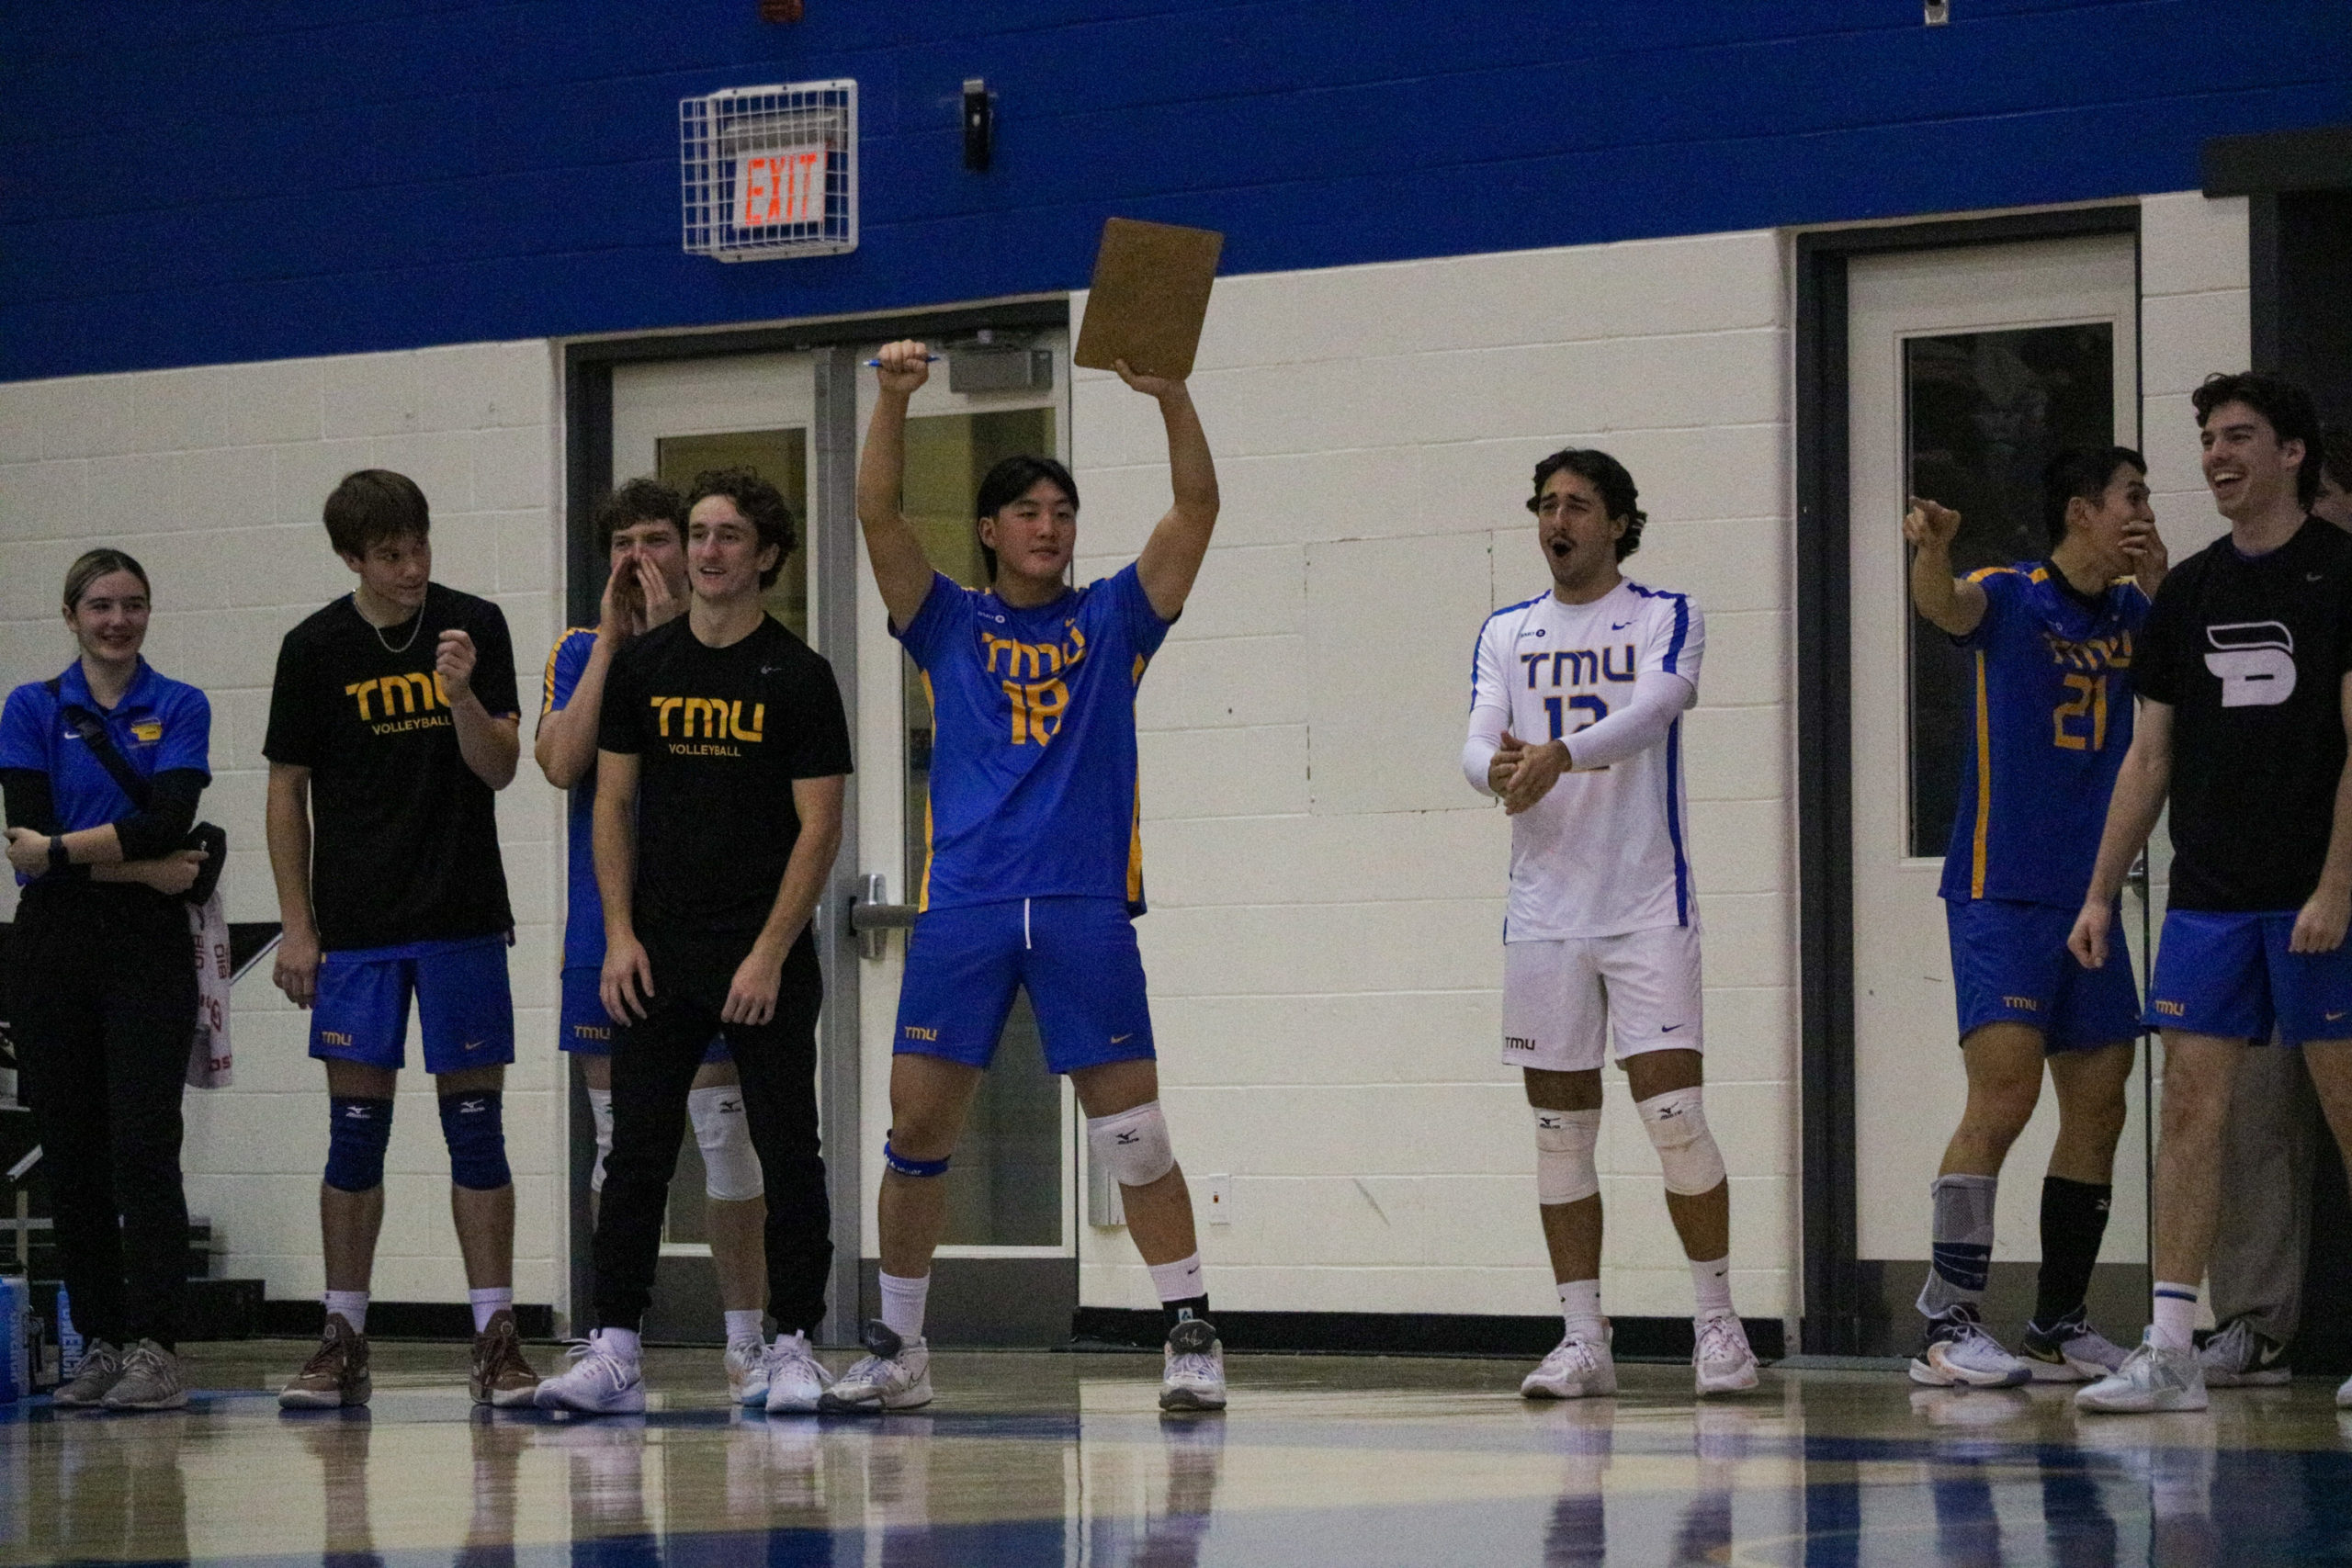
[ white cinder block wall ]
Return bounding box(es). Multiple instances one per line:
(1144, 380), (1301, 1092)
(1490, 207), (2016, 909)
(2140, 194), (2249, 572)
(1069, 230), (1799, 1322)
(0, 343), (565, 1307)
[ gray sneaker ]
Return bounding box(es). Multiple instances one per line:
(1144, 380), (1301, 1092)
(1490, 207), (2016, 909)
(101, 1341), (188, 1412)
(2199, 1317), (2291, 1387)
(1909, 1306), (2030, 1388)
(2077, 1329), (2207, 1414)
(51, 1340), (125, 1408)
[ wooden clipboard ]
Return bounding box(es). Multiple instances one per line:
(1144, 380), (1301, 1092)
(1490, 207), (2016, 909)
(1072, 218), (1223, 381)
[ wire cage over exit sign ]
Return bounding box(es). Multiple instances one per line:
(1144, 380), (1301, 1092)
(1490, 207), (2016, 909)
(680, 79), (857, 261)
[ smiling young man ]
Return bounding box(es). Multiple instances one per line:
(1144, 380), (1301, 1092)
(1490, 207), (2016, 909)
(533, 468), (850, 1416)
(1899, 449), (2165, 1391)
(534, 477), (775, 1405)
(1464, 448), (1757, 1401)
(264, 469), (537, 1409)
(2069, 373), (2352, 1414)
(833, 338), (1224, 1414)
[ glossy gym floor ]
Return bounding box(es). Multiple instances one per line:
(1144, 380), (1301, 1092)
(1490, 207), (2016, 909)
(4, 1342), (2350, 1566)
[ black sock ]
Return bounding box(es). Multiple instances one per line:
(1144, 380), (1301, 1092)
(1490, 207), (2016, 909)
(1161, 1294), (1211, 1334)
(2033, 1176), (2112, 1326)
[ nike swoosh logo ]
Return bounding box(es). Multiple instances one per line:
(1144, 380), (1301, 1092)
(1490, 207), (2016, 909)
(1611, 621), (1633, 630)
(1110, 1032), (1133, 1043)
(2308, 574), (2326, 583)
(1660, 1023), (1685, 1032)
(2328, 1010), (2347, 1022)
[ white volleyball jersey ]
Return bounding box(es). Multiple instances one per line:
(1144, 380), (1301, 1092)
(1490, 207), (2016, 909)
(1467, 579), (1705, 940)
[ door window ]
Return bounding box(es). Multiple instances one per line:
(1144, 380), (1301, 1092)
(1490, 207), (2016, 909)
(1904, 325), (2116, 857)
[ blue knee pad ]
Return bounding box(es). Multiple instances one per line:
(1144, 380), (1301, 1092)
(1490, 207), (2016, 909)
(324, 1097), (395, 1193)
(438, 1090), (513, 1191)
(883, 1133), (949, 1179)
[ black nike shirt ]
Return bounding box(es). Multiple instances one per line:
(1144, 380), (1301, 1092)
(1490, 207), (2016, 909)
(263, 583), (519, 950)
(599, 615), (852, 936)
(2134, 518), (2352, 911)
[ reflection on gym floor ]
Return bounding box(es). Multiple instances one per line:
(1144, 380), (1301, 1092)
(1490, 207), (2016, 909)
(4, 1344), (2351, 1565)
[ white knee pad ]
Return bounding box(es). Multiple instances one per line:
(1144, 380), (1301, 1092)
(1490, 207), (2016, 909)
(688, 1084), (764, 1202)
(1636, 1086), (1725, 1196)
(1087, 1100), (1176, 1188)
(586, 1086), (614, 1194)
(1533, 1107), (1602, 1205)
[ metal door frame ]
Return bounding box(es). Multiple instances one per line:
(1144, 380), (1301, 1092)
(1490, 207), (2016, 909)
(559, 296), (1069, 1342)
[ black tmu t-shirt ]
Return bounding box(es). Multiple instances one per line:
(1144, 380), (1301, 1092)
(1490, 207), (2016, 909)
(2134, 517), (2352, 911)
(264, 583), (519, 951)
(598, 615), (853, 938)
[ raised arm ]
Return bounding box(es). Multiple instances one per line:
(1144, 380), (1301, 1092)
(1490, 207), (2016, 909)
(857, 340), (943, 630)
(1128, 361), (1222, 622)
(1904, 497), (1986, 637)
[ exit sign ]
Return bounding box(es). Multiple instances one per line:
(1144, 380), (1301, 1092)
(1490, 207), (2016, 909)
(734, 145), (826, 230)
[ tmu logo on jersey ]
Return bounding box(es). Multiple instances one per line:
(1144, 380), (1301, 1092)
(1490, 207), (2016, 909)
(649, 696), (765, 756)
(2203, 621), (2296, 707)
(985, 623), (1088, 745)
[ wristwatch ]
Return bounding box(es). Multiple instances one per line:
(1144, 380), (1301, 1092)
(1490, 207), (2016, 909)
(47, 835), (68, 874)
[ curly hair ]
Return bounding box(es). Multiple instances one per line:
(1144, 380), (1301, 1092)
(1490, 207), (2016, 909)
(1527, 448), (1646, 560)
(684, 467), (797, 589)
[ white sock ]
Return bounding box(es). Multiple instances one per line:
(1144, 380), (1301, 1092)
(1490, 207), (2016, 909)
(2152, 1282), (2199, 1352)
(1148, 1252), (1204, 1303)
(1690, 1256), (1735, 1320)
(878, 1271), (930, 1342)
(469, 1287), (513, 1334)
(597, 1325), (642, 1363)
(1558, 1279), (1604, 1342)
(724, 1309), (764, 1344)
(586, 1086), (614, 1191)
(322, 1290), (368, 1334)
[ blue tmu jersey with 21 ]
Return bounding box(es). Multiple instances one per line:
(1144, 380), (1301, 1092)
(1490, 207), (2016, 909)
(1940, 564), (2149, 907)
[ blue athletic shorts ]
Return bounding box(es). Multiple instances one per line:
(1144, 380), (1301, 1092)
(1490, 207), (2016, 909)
(894, 897), (1155, 1075)
(2146, 908), (2352, 1046)
(1944, 897), (2140, 1053)
(311, 934), (514, 1074)
(560, 965), (727, 1065)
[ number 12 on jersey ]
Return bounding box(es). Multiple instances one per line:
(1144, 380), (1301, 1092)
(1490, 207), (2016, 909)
(1544, 693), (1608, 742)
(2052, 673), (2109, 751)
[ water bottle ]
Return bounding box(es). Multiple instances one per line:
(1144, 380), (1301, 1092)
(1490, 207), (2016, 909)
(55, 1285), (82, 1379)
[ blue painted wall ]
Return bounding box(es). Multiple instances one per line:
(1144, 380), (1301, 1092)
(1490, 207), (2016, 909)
(2, 1), (2346, 380)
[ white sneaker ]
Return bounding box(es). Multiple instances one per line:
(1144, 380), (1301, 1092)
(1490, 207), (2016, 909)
(2335, 1371), (2351, 1411)
(532, 1335), (647, 1416)
(2076, 1330), (2207, 1414)
(1521, 1331), (1617, 1400)
(1694, 1312), (1759, 1395)
(763, 1332), (832, 1415)
(1159, 1316), (1227, 1412)
(818, 1322), (933, 1413)
(726, 1336), (770, 1407)
(1909, 1306), (2030, 1388)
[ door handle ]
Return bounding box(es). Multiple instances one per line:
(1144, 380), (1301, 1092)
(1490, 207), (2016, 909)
(848, 872), (917, 960)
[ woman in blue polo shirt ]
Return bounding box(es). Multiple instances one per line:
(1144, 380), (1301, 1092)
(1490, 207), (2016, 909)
(2, 548), (213, 1412)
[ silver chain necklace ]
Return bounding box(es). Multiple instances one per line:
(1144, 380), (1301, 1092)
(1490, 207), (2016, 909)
(364, 595), (424, 655)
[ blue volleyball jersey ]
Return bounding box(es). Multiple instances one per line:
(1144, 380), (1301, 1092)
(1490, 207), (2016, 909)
(543, 627), (605, 969)
(897, 564), (1171, 912)
(1939, 564), (2150, 907)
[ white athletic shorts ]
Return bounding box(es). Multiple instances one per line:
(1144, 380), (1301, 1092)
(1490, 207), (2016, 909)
(1500, 924), (1704, 1072)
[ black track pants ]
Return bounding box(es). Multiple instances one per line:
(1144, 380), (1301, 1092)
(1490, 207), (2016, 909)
(6, 882), (195, 1348)
(592, 930), (831, 1336)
